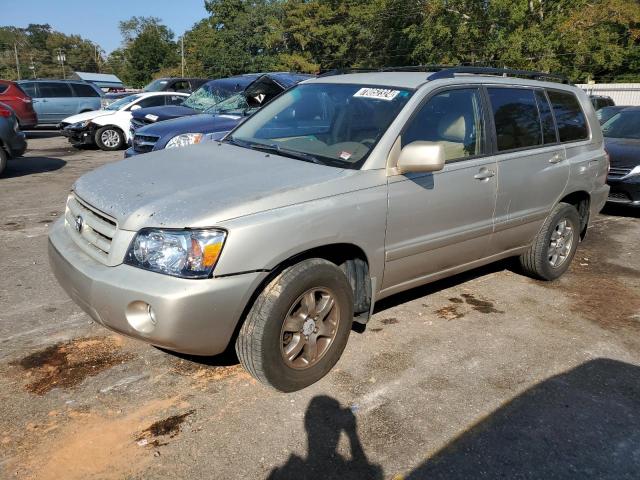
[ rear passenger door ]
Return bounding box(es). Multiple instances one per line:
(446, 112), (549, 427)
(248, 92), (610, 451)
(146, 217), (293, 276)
(37, 82), (75, 123)
(384, 87), (498, 292)
(487, 87), (570, 254)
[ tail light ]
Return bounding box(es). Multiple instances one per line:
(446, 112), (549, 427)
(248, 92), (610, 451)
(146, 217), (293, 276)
(0, 106), (11, 118)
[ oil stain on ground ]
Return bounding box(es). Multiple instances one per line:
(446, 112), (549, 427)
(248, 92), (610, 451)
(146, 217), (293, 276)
(435, 305), (465, 320)
(10, 336), (134, 395)
(380, 317), (399, 325)
(136, 410), (195, 447)
(460, 293), (505, 314)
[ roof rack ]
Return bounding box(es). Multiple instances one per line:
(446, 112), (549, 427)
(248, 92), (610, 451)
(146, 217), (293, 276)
(318, 65), (571, 85)
(427, 67), (572, 85)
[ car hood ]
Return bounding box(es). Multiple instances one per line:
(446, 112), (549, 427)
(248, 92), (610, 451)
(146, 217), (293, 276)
(132, 105), (199, 123)
(62, 110), (111, 125)
(137, 113), (243, 138)
(605, 137), (640, 169)
(73, 142), (374, 231)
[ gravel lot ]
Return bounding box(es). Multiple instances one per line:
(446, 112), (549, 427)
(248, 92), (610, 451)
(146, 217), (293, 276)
(1, 133), (639, 479)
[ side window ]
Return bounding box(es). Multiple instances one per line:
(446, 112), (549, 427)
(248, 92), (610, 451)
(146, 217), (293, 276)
(535, 90), (558, 144)
(166, 95), (186, 105)
(20, 82), (37, 97)
(403, 88), (485, 162)
(171, 81), (190, 92)
(547, 90), (589, 142)
(135, 96), (167, 109)
(38, 82), (73, 98)
(488, 88), (542, 151)
(71, 83), (100, 97)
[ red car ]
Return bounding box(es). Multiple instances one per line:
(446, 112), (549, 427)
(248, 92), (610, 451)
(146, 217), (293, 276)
(0, 80), (38, 129)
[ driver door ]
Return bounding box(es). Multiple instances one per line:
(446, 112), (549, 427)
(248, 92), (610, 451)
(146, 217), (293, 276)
(383, 87), (498, 293)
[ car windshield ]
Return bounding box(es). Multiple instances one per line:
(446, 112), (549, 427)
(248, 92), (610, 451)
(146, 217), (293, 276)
(204, 93), (249, 115)
(105, 94), (142, 110)
(144, 79), (169, 92)
(602, 110), (640, 139)
(228, 83), (413, 168)
(183, 81), (247, 112)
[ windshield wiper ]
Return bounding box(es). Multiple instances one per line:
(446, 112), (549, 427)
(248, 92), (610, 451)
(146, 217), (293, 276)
(226, 138), (325, 165)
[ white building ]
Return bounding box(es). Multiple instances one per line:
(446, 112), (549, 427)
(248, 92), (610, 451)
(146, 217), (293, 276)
(578, 83), (640, 106)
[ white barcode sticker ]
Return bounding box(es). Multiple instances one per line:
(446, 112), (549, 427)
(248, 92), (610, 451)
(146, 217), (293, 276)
(353, 88), (400, 101)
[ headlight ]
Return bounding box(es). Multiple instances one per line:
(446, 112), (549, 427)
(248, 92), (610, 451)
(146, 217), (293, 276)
(627, 165), (640, 178)
(73, 119), (91, 129)
(125, 229), (226, 278)
(166, 133), (204, 149)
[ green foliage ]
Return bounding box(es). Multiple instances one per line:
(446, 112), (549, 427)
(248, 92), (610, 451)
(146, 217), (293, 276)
(3, 1), (640, 85)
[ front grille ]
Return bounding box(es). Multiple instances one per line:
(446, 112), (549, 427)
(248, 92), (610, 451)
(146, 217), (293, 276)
(65, 194), (117, 263)
(133, 134), (159, 153)
(608, 191), (632, 203)
(608, 167), (632, 179)
(130, 117), (153, 131)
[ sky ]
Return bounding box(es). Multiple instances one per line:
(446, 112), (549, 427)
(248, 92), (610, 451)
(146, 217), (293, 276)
(1, 0), (208, 53)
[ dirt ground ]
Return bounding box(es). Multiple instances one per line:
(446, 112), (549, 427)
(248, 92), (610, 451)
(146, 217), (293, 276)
(1, 133), (639, 480)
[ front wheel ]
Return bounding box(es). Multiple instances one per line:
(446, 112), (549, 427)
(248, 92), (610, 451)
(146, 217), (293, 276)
(236, 258), (354, 392)
(519, 202), (581, 281)
(95, 126), (125, 151)
(0, 148), (7, 176)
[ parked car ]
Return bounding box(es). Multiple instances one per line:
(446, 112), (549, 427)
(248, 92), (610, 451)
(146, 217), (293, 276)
(101, 78), (208, 108)
(17, 80), (103, 125)
(129, 75), (261, 131)
(596, 105), (629, 125)
(589, 95), (615, 110)
(0, 80), (38, 129)
(125, 73), (313, 157)
(59, 92), (189, 151)
(0, 102), (27, 176)
(602, 107), (640, 207)
(48, 68), (609, 392)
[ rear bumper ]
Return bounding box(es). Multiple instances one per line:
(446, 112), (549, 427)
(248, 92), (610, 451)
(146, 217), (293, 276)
(590, 184), (610, 214)
(607, 176), (640, 207)
(48, 219), (267, 355)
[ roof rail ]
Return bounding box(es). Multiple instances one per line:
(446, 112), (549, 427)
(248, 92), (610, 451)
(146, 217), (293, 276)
(318, 65), (457, 77)
(428, 67), (572, 85)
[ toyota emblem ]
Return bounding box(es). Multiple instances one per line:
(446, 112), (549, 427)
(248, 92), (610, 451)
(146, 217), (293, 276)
(74, 215), (84, 233)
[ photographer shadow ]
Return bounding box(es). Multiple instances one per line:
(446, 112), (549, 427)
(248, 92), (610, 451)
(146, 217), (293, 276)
(268, 395), (383, 480)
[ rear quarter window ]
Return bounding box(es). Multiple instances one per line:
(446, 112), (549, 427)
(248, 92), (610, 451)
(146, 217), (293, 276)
(71, 83), (101, 97)
(547, 90), (589, 143)
(0, 84), (8, 94)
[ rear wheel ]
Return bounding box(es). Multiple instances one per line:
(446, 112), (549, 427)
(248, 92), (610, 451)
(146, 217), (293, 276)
(236, 258), (354, 392)
(95, 126), (124, 151)
(0, 147), (7, 176)
(519, 202), (581, 280)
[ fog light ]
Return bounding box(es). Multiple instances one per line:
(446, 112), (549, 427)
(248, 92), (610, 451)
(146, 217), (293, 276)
(126, 301), (157, 334)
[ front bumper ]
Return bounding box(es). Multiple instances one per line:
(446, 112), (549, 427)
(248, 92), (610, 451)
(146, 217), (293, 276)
(48, 220), (267, 355)
(60, 125), (96, 147)
(124, 146), (138, 158)
(607, 176), (640, 207)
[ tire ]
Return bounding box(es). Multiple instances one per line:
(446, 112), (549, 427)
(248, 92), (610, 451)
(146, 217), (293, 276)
(0, 147), (7, 176)
(236, 258), (354, 392)
(95, 126), (125, 151)
(519, 202), (581, 281)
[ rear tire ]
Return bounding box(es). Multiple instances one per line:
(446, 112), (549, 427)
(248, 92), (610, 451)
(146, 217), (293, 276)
(0, 148), (7, 176)
(95, 126), (124, 151)
(519, 202), (581, 281)
(236, 258), (354, 392)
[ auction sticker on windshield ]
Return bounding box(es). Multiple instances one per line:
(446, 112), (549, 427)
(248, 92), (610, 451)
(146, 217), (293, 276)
(354, 88), (400, 101)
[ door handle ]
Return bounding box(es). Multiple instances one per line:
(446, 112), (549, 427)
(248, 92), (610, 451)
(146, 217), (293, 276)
(549, 153), (563, 164)
(474, 168), (495, 180)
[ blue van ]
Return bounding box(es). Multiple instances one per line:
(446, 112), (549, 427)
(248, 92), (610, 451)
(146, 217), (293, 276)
(17, 80), (103, 125)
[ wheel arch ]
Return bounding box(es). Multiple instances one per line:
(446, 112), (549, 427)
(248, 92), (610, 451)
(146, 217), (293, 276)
(559, 190), (590, 239)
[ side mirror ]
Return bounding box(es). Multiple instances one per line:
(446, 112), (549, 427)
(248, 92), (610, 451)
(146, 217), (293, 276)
(397, 141), (446, 174)
(130, 104), (141, 111)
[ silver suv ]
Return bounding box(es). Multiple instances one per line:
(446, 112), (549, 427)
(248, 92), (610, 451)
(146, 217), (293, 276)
(49, 68), (609, 392)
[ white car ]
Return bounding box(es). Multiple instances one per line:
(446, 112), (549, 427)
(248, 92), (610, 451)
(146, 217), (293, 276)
(59, 92), (189, 151)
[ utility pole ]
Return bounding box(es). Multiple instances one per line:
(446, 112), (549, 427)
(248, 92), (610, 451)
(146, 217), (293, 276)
(14, 43), (20, 80)
(57, 48), (66, 79)
(29, 54), (36, 79)
(181, 36), (185, 77)
(94, 44), (101, 73)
